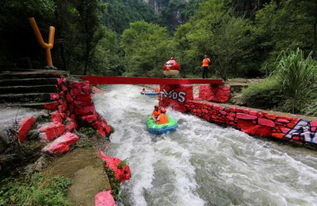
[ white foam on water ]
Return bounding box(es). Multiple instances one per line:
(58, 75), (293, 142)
(94, 85), (317, 206)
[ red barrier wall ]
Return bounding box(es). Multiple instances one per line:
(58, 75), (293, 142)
(159, 84), (193, 112)
(160, 86), (317, 146)
(40, 78), (112, 154)
(198, 85), (231, 103)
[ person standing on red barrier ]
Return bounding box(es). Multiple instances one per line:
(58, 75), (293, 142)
(201, 55), (211, 79)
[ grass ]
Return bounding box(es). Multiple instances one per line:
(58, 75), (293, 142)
(104, 167), (121, 201)
(0, 173), (71, 206)
(242, 48), (317, 115)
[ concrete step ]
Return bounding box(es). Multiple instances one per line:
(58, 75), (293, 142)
(0, 78), (58, 86)
(0, 93), (51, 103)
(0, 70), (68, 79)
(5, 101), (55, 109)
(229, 84), (249, 93)
(0, 85), (57, 94)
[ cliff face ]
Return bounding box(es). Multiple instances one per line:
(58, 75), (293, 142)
(144, 0), (189, 13)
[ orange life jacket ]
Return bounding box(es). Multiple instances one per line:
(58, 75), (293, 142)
(157, 113), (168, 124)
(202, 58), (210, 67)
(153, 110), (161, 119)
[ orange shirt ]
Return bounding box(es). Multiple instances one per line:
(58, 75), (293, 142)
(157, 113), (168, 124)
(153, 110), (161, 119)
(202, 58), (210, 67)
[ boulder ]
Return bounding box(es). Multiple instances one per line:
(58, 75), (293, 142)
(98, 151), (131, 182)
(18, 116), (36, 142)
(39, 123), (65, 142)
(44, 101), (59, 110)
(42, 132), (78, 154)
(95, 191), (116, 206)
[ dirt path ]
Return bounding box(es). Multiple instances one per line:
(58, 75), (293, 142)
(44, 147), (110, 206)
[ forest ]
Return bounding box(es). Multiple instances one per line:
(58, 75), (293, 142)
(0, 0), (316, 114)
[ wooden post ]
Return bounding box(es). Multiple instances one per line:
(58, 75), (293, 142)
(28, 17), (55, 68)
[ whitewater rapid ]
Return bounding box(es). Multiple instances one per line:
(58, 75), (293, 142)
(94, 85), (317, 206)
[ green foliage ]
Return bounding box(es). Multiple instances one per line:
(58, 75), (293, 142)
(102, 0), (160, 33)
(274, 49), (317, 113)
(242, 49), (317, 114)
(117, 160), (127, 169)
(241, 77), (284, 109)
(174, 0), (255, 79)
(0, 0), (56, 66)
(78, 126), (98, 137)
(91, 27), (125, 76)
(104, 167), (121, 200)
(1, 0), (56, 21)
(227, 0), (270, 17)
(121, 21), (174, 77)
(254, 0), (317, 71)
(0, 173), (71, 206)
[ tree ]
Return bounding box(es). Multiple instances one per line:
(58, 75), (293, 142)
(74, 0), (106, 74)
(102, 0), (159, 33)
(174, 0), (255, 79)
(0, 0), (56, 68)
(254, 0), (317, 71)
(91, 27), (124, 76)
(121, 21), (173, 77)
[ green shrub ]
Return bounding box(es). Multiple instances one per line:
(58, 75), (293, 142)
(242, 48), (317, 114)
(104, 167), (121, 200)
(0, 173), (71, 206)
(241, 77), (284, 109)
(275, 49), (317, 113)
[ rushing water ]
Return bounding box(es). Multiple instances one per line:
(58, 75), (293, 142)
(94, 85), (317, 206)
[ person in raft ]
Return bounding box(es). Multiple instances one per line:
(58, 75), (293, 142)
(201, 55), (211, 79)
(152, 105), (161, 121)
(156, 108), (169, 124)
(141, 88), (146, 93)
(153, 87), (160, 93)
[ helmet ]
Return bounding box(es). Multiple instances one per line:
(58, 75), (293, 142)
(160, 108), (166, 113)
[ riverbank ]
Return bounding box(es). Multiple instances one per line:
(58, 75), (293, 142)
(0, 106), (111, 206)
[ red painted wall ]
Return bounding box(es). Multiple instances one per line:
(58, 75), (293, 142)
(160, 85), (317, 146)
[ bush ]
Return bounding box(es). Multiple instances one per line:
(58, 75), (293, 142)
(0, 173), (71, 206)
(241, 77), (284, 109)
(275, 49), (317, 113)
(242, 49), (317, 114)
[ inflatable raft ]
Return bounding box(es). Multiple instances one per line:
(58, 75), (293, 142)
(140, 91), (160, 96)
(146, 115), (178, 134)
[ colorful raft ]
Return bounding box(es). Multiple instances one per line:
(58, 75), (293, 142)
(140, 91), (160, 96)
(146, 115), (178, 134)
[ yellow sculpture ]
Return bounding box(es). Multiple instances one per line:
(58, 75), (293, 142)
(28, 17), (55, 68)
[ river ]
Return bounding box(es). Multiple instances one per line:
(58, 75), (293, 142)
(94, 85), (317, 206)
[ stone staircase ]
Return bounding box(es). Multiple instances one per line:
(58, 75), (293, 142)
(0, 69), (68, 108)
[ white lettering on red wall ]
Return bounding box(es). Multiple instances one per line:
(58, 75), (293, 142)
(162, 89), (186, 103)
